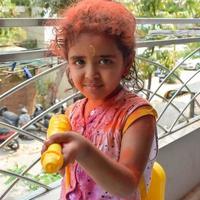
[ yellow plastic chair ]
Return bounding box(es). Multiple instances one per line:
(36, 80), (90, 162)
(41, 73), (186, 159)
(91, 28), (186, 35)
(139, 162), (166, 200)
(148, 162), (166, 200)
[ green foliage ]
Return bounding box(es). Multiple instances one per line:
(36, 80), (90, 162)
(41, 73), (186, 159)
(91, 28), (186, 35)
(4, 164), (61, 191)
(11, 0), (30, 6)
(18, 39), (37, 49)
(4, 164), (26, 185)
(138, 0), (163, 17)
(155, 49), (179, 83)
(0, 0), (15, 17)
(39, 0), (77, 16)
(137, 48), (156, 79)
(0, 0), (27, 46)
(137, 47), (179, 84)
(36, 77), (56, 108)
(119, 0), (200, 18)
(156, 50), (175, 70)
(25, 172), (61, 191)
(118, 0), (199, 86)
(0, 27), (27, 46)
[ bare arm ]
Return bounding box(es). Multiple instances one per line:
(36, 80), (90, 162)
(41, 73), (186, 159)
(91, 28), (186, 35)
(42, 115), (156, 198)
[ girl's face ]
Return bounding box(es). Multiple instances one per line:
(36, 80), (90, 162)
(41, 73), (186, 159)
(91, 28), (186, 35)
(67, 32), (126, 102)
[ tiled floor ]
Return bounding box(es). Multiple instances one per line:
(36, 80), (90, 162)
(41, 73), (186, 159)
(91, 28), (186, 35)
(181, 184), (200, 200)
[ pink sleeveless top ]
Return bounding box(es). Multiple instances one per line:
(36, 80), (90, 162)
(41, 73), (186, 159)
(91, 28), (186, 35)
(61, 88), (158, 200)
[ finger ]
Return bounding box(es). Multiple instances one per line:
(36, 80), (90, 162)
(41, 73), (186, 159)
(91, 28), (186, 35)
(41, 143), (48, 154)
(40, 137), (56, 153)
(58, 167), (65, 176)
(62, 143), (77, 165)
(41, 132), (72, 155)
(47, 132), (72, 144)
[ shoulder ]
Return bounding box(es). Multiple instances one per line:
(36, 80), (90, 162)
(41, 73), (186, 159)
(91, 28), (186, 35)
(122, 105), (157, 134)
(116, 88), (151, 112)
(119, 89), (157, 133)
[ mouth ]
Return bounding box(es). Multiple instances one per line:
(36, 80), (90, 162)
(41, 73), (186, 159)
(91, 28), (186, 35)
(84, 84), (102, 88)
(83, 83), (103, 88)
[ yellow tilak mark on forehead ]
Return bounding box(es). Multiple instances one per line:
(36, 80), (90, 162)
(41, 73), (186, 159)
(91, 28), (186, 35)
(88, 45), (96, 56)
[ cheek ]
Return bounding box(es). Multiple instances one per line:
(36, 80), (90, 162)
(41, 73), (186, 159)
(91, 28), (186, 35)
(113, 68), (125, 80)
(69, 69), (83, 86)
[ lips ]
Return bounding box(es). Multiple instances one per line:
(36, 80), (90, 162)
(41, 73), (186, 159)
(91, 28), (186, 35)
(83, 82), (103, 87)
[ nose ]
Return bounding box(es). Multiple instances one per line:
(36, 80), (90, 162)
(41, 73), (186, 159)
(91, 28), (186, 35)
(85, 63), (100, 79)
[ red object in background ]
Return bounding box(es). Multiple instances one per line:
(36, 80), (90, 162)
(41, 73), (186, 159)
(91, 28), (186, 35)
(0, 129), (16, 141)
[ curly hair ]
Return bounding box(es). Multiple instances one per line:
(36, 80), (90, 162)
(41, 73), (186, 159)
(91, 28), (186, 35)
(50, 0), (143, 92)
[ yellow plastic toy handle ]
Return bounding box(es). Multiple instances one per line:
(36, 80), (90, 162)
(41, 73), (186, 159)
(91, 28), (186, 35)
(47, 114), (71, 137)
(41, 114), (71, 173)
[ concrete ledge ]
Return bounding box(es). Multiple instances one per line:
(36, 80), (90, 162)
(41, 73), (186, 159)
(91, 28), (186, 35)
(157, 121), (200, 200)
(182, 183), (200, 200)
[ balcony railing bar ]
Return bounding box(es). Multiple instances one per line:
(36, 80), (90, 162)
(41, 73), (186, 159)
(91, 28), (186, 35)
(159, 115), (200, 139)
(136, 18), (200, 25)
(0, 158), (52, 200)
(156, 69), (200, 123)
(0, 62), (65, 101)
(140, 88), (199, 137)
(136, 37), (200, 48)
(0, 92), (80, 148)
(0, 93), (80, 200)
(0, 169), (52, 195)
(137, 55), (200, 108)
(0, 49), (49, 62)
(21, 180), (61, 200)
(157, 124), (168, 134)
(168, 91), (200, 133)
(0, 18), (53, 27)
(1, 37), (200, 62)
(0, 121), (44, 143)
(140, 88), (189, 123)
(149, 47), (200, 101)
(0, 171), (49, 189)
(0, 18), (199, 27)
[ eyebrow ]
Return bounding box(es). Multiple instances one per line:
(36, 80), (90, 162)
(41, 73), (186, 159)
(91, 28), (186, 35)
(69, 56), (85, 61)
(99, 55), (116, 58)
(69, 54), (117, 61)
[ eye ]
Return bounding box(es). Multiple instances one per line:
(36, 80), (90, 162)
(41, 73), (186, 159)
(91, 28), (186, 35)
(99, 58), (113, 65)
(74, 59), (85, 66)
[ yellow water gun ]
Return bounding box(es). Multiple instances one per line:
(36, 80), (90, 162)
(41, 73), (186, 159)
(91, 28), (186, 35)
(41, 114), (71, 173)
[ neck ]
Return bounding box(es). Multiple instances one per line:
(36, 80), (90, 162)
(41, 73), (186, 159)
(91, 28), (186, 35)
(86, 85), (122, 109)
(84, 85), (122, 120)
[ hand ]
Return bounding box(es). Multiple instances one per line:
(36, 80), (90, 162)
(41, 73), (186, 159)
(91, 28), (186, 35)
(41, 131), (90, 167)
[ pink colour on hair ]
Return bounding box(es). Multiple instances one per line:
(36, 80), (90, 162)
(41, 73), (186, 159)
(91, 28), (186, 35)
(50, 0), (136, 61)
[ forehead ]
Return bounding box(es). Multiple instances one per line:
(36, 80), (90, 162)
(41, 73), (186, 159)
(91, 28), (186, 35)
(68, 32), (122, 56)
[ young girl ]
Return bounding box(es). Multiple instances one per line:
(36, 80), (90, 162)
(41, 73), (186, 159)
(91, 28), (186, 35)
(42, 0), (158, 199)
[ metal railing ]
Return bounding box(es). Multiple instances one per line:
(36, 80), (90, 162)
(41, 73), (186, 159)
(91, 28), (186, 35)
(0, 18), (200, 27)
(0, 18), (200, 200)
(0, 18), (200, 62)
